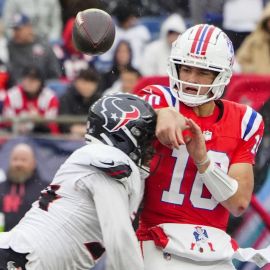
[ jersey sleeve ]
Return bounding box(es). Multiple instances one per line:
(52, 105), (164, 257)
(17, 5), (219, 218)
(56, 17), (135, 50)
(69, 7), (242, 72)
(231, 108), (264, 165)
(82, 174), (144, 270)
(136, 85), (177, 109)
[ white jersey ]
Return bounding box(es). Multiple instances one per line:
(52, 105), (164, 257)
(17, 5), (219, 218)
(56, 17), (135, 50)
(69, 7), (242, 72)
(0, 142), (144, 270)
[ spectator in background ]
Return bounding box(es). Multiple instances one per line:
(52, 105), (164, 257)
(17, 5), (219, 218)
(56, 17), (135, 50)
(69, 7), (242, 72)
(101, 40), (133, 92)
(59, 68), (101, 137)
(2, 66), (59, 134)
(0, 21), (9, 65)
(151, 0), (189, 17)
(103, 66), (141, 96)
(0, 143), (46, 231)
(0, 20), (10, 114)
(2, 0), (62, 43)
(97, 3), (151, 71)
(7, 13), (61, 85)
(114, 4), (151, 68)
(236, 3), (270, 74)
(58, 17), (94, 80)
(140, 13), (186, 76)
(222, 0), (263, 51)
(189, 0), (223, 26)
(59, 0), (107, 27)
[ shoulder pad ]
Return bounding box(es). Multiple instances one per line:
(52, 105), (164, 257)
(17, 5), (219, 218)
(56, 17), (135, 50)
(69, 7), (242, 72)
(91, 162), (132, 180)
(70, 144), (134, 180)
(138, 84), (178, 108)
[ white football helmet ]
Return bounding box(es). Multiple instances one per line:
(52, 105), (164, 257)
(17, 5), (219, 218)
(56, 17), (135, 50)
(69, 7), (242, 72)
(167, 24), (234, 107)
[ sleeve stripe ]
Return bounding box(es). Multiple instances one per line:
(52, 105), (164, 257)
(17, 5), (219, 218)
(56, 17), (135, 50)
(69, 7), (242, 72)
(245, 113), (262, 141)
(242, 109), (257, 139)
(241, 106), (262, 141)
(154, 85), (177, 108)
(241, 106), (252, 139)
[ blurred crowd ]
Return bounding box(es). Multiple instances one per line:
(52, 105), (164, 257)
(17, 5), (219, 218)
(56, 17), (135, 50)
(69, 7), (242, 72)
(0, 0), (269, 139)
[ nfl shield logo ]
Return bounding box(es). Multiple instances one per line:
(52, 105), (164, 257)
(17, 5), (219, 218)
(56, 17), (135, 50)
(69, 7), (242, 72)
(203, 130), (212, 141)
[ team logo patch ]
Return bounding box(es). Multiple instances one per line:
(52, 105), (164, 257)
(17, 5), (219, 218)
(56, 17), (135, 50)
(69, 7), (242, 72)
(163, 252), (172, 260)
(203, 130), (212, 141)
(190, 226), (215, 253)
(101, 96), (141, 132)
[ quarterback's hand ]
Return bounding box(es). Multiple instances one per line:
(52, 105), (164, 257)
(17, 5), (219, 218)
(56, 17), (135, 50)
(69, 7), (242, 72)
(184, 118), (209, 170)
(155, 107), (188, 149)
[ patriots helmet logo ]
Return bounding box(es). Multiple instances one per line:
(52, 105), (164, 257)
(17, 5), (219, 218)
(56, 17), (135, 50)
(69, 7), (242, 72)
(101, 96), (141, 132)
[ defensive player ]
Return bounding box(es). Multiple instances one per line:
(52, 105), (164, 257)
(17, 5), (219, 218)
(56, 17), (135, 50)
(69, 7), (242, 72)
(0, 93), (157, 270)
(136, 24), (266, 269)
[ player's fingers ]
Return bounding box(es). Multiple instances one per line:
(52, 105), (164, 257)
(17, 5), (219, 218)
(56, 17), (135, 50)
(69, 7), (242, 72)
(182, 118), (190, 131)
(156, 121), (188, 149)
(175, 128), (185, 147)
(163, 131), (178, 149)
(156, 127), (175, 149)
(186, 118), (201, 134)
(184, 135), (192, 144)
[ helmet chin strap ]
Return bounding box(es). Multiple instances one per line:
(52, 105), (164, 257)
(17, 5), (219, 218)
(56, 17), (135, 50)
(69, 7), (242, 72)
(99, 133), (114, 146)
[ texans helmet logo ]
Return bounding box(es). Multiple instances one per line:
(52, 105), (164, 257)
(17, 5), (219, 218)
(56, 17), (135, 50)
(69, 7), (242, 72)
(101, 96), (141, 132)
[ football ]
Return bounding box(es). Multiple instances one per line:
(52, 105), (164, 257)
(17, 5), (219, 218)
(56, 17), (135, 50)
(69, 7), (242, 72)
(72, 8), (115, 55)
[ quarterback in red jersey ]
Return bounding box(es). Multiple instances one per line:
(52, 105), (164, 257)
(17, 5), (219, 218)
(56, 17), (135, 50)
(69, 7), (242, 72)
(136, 24), (265, 269)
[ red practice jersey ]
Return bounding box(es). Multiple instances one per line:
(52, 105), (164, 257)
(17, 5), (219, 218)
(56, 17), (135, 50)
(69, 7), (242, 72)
(136, 85), (264, 238)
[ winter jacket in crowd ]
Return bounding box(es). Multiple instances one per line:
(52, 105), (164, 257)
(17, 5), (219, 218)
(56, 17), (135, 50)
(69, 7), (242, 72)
(236, 3), (270, 74)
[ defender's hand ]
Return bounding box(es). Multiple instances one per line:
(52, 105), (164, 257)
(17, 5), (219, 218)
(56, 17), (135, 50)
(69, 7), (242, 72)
(155, 108), (189, 149)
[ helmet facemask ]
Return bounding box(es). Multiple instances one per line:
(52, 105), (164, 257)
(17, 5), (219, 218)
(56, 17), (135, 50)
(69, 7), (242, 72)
(168, 60), (232, 107)
(122, 121), (156, 167)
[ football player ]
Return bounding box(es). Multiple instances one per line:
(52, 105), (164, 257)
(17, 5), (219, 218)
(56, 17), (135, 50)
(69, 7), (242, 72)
(0, 94), (157, 270)
(136, 24), (267, 269)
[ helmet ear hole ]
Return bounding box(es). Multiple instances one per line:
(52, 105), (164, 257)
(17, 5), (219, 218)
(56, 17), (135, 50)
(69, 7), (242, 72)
(131, 126), (142, 137)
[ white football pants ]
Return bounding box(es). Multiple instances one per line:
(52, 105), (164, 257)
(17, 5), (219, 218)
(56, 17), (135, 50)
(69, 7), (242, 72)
(141, 240), (236, 270)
